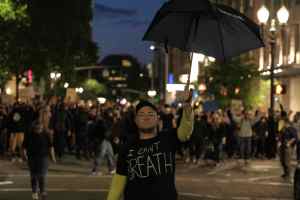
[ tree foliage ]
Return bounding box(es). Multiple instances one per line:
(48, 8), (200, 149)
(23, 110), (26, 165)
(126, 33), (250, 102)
(27, 0), (99, 79)
(81, 79), (107, 100)
(0, 0), (99, 85)
(206, 56), (260, 107)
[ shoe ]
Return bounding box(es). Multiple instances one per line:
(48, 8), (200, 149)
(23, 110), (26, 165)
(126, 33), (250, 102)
(197, 160), (202, 166)
(32, 193), (39, 200)
(192, 158), (197, 164)
(18, 158), (23, 163)
(281, 174), (290, 179)
(185, 157), (191, 164)
(90, 171), (102, 176)
(109, 169), (116, 175)
(40, 192), (47, 200)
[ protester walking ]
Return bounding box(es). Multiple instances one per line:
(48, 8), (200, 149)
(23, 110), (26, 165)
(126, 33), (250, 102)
(23, 107), (56, 200)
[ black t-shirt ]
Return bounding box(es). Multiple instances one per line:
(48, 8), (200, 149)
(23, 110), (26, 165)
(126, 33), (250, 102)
(160, 113), (174, 131)
(117, 130), (178, 200)
(23, 131), (52, 158)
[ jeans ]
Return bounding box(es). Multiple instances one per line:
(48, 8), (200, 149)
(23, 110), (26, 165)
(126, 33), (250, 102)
(76, 132), (88, 158)
(0, 129), (6, 154)
(214, 143), (224, 162)
(256, 137), (266, 157)
(279, 144), (291, 176)
(28, 156), (48, 193)
(54, 131), (66, 159)
(239, 137), (252, 161)
(297, 142), (300, 161)
(93, 140), (115, 172)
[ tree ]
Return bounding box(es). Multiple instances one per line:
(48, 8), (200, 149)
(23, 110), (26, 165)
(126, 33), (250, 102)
(205, 56), (260, 107)
(0, 0), (31, 101)
(81, 79), (107, 100)
(0, 0), (99, 100)
(27, 0), (99, 80)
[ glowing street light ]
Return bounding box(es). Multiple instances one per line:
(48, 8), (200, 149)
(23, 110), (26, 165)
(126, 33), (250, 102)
(208, 56), (216, 63)
(150, 45), (156, 51)
(64, 82), (69, 88)
(6, 88), (12, 95)
(147, 90), (157, 97)
(257, 5), (270, 25)
(120, 98), (127, 105)
(257, 4), (289, 117)
(50, 71), (61, 81)
(198, 83), (207, 92)
(97, 97), (107, 104)
(75, 87), (84, 94)
(277, 6), (290, 25)
(50, 72), (56, 79)
(78, 87), (84, 94)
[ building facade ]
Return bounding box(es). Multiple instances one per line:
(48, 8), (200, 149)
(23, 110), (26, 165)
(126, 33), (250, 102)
(163, 0), (300, 111)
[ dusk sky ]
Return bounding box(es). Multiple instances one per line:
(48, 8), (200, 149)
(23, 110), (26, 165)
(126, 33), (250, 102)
(92, 0), (166, 65)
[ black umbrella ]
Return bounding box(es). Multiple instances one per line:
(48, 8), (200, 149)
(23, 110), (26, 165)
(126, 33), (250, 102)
(143, 0), (264, 60)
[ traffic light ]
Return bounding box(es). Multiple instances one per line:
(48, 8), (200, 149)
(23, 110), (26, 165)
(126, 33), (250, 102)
(275, 84), (287, 95)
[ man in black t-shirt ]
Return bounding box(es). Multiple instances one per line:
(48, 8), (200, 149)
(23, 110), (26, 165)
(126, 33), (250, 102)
(106, 92), (194, 200)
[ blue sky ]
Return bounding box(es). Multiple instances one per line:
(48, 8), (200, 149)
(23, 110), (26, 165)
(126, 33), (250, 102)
(92, 0), (165, 65)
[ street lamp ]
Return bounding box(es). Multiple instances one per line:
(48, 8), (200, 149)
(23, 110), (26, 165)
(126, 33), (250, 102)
(257, 5), (270, 25)
(75, 87), (84, 94)
(257, 4), (290, 116)
(277, 6), (289, 25)
(50, 71), (62, 96)
(120, 98), (127, 105)
(147, 90), (157, 98)
(64, 82), (69, 89)
(50, 72), (56, 80)
(150, 45), (156, 51)
(97, 97), (106, 104)
(50, 71), (61, 81)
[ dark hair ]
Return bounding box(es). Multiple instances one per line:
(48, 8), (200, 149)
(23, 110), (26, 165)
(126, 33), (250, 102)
(135, 101), (158, 114)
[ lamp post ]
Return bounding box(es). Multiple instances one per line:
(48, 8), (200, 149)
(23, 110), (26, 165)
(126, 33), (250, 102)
(50, 71), (62, 96)
(257, 4), (289, 116)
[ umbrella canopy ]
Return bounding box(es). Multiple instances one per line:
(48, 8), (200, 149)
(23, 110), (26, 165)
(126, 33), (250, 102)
(143, 0), (264, 60)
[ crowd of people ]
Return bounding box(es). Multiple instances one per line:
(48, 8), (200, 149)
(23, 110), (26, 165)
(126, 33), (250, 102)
(0, 98), (300, 199)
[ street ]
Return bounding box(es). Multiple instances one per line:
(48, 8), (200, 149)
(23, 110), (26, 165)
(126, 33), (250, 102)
(0, 156), (294, 200)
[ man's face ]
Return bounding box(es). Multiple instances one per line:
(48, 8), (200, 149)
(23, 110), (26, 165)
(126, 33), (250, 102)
(135, 106), (159, 130)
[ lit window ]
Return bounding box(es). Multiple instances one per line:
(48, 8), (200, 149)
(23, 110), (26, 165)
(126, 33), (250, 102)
(122, 60), (132, 67)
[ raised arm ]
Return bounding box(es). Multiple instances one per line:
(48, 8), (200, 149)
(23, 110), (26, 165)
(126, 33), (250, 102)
(177, 103), (194, 142)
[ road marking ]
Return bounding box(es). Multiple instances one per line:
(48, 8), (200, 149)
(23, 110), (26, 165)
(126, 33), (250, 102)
(258, 182), (292, 186)
(5, 174), (113, 178)
(0, 181), (13, 185)
(249, 165), (280, 170)
(248, 176), (279, 182)
(232, 197), (251, 200)
(5, 173), (293, 188)
(207, 163), (237, 175)
(180, 192), (221, 199)
(0, 189), (292, 200)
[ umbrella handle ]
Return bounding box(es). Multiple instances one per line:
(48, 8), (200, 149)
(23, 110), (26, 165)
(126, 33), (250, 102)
(185, 53), (194, 103)
(186, 53), (193, 91)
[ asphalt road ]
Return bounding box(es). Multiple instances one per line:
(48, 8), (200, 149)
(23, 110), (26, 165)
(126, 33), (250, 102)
(0, 157), (295, 200)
